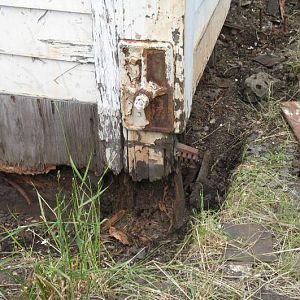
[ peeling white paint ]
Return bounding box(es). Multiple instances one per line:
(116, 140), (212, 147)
(0, 0), (92, 14)
(0, 55), (96, 102)
(0, 0), (230, 179)
(0, 7), (93, 62)
(92, 0), (229, 178)
(92, 0), (122, 172)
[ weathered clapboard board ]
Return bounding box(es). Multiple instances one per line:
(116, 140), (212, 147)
(0, 95), (100, 174)
(0, 0), (230, 180)
(0, 7), (93, 63)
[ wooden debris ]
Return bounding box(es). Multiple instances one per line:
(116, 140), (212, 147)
(189, 151), (211, 209)
(175, 142), (202, 162)
(279, 0), (286, 20)
(109, 227), (130, 245)
(2, 176), (32, 206)
(172, 169), (186, 230)
(224, 21), (242, 31)
(266, 0), (285, 19)
(102, 210), (126, 231)
(282, 101), (300, 143)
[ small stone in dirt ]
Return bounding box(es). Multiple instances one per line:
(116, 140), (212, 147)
(253, 54), (285, 68)
(292, 159), (300, 173)
(205, 88), (221, 102)
(223, 262), (252, 277)
(192, 124), (202, 131)
(223, 223), (277, 262)
(0, 271), (18, 285)
(203, 126), (209, 132)
(209, 118), (216, 125)
(135, 247), (147, 260)
(214, 77), (232, 88)
(233, 0), (252, 7)
(247, 130), (263, 142)
(287, 39), (300, 53)
(243, 72), (279, 103)
(247, 144), (266, 157)
(253, 288), (292, 300)
(266, 0), (281, 17)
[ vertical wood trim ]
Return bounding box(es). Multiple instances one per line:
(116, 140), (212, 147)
(91, 0), (122, 173)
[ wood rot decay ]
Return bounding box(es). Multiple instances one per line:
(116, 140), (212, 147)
(119, 40), (177, 181)
(97, 0), (188, 182)
(0, 0), (231, 183)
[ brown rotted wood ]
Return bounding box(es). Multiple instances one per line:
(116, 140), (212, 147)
(189, 151), (211, 209)
(173, 168), (186, 230)
(0, 94), (104, 174)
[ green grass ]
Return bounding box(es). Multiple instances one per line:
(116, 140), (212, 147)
(288, 61), (300, 74)
(1, 97), (300, 299)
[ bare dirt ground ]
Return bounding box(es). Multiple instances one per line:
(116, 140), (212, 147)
(0, 1), (299, 298)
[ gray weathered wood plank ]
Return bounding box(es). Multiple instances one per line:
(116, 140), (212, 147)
(0, 95), (103, 174)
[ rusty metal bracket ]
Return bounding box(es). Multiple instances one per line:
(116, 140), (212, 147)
(119, 40), (175, 133)
(175, 142), (202, 162)
(119, 40), (176, 182)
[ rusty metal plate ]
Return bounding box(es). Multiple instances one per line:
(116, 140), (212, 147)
(282, 101), (300, 143)
(119, 40), (174, 133)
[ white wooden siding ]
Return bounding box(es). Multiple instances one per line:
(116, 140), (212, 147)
(0, 55), (96, 102)
(192, 0), (221, 49)
(0, 0), (91, 14)
(0, 0), (230, 177)
(184, 0), (231, 120)
(0, 6), (93, 63)
(0, 4), (96, 103)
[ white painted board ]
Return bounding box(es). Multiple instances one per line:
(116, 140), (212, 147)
(192, 0), (221, 48)
(0, 55), (96, 102)
(0, 6), (93, 62)
(184, 0), (231, 120)
(0, 0), (91, 14)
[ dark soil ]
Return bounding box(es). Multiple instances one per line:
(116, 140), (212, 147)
(0, 0), (299, 261)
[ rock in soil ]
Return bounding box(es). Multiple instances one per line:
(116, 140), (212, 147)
(223, 223), (277, 262)
(244, 72), (280, 103)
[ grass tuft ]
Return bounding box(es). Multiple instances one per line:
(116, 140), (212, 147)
(1, 96), (300, 299)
